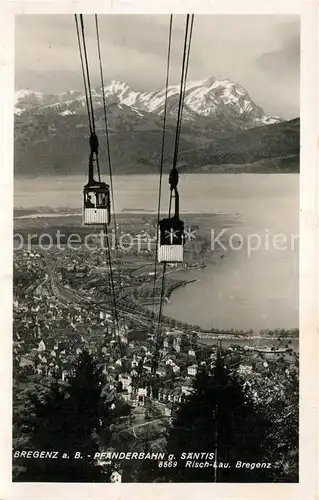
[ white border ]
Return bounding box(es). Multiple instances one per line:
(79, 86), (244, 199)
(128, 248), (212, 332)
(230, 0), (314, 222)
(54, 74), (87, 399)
(0, 1), (318, 499)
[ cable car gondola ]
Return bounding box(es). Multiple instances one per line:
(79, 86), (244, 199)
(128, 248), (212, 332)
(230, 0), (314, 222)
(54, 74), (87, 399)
(83, 134), (111, 226)
(158, 214), (184, 263)
(158, 170), (185, 263)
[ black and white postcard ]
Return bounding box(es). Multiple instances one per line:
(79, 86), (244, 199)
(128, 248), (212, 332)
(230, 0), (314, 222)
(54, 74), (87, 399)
(0, 1), (317, 499)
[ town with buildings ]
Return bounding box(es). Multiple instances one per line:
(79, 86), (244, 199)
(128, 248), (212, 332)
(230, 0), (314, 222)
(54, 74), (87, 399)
(13, 237), (298, 438)
(13, 241), (212, 426)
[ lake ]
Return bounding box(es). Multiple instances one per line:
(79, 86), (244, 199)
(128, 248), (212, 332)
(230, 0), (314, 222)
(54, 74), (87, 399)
(14, 173), (299, 332)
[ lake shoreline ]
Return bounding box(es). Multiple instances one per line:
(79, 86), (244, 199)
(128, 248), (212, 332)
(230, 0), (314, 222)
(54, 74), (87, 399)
(163, 253), (299, 336)
(14, 173), (298, 332)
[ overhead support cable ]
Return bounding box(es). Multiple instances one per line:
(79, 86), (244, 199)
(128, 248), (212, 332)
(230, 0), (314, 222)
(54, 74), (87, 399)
(151, 14), (173, 324)
(79, 14), (96, 133)
(95, 14), (123, 297)
(75, 14), (123, 363)
(152, 14), (195, 377)
(74, 14), (93, 134)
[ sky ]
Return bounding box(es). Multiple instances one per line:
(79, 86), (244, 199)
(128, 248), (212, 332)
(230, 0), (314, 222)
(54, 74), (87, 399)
(15, 14), (300, 119)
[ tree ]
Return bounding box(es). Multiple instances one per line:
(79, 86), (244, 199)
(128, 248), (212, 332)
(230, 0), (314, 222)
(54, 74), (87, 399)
(135, 431), (166, 483)
(260, 364), (299, 481)
(12, 375), (54, 481)
(13, 351), (113, 482)
(148, 352), (275, 482)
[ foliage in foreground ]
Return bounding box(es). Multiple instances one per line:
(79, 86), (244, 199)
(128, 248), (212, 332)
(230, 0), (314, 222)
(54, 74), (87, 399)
(13, 351), (113, 482)
(13, 349), (299, 483)
(138, 352), (298, 483)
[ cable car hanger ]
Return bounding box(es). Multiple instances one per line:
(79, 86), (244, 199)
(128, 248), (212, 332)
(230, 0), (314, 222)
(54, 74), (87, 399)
(75, 14), (125, 365)
(158, 167), (184, 263)
(157, 14), (194, 264)
(83, 132), (111, 225)
(75, 14), (111, 227)
(152, 14), (194, 378)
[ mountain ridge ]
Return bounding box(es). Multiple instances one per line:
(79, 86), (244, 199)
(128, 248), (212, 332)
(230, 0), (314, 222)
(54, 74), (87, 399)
(14, 77), (299, 176)
(15, 76), (281, 128)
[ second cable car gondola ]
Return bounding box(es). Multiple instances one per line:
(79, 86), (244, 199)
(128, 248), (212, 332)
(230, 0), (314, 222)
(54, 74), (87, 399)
(83, 133), (111, 226)
(158, 176), (185, 263)
(158, 215), (184, 262)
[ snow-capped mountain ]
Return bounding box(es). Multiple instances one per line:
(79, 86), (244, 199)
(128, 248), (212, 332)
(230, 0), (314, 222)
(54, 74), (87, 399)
(14, 76), (299, 177)
(119, 77), (280, 127)
(14, 77), (280, 129)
